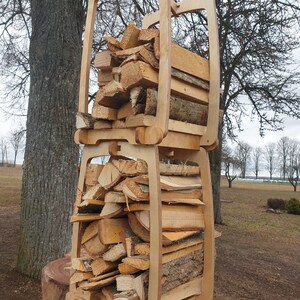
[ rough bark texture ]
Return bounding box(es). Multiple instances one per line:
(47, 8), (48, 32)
(209, 126), (223, 224)
(17, 0), (84, 279)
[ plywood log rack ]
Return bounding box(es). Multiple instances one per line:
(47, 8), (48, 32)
(65, 0), (220, 299)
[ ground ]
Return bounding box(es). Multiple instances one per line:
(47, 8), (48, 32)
(0, 167), (299, 299)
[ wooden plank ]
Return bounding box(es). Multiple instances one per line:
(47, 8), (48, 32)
(70, 271), (93, 285)
(125, 114), (206, 136)
(171, 43), (209, 81)
(120, 61), (209, 105)
(71, 214), (102, 223)
(78, 0), (97, 113)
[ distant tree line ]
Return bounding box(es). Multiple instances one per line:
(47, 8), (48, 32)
(222, 136), (300, 191)
(0, 127), (25, 167)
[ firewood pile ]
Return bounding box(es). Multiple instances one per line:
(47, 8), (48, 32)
(76, 22), (210, 132)
(70, 158), (205, 299)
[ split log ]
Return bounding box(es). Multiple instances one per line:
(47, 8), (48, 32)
(82, 184), (107, 201)
(132, 174), (202, 191)
(98, 218), (132, 245)
(120, 23), (142, 49)
(118, 262), (140, 275)
(81, 221), (99, 244)
(127, 213), (197, 246)
(111, 159), (148, 176)
(80, 275), (118, 291)
(96, 81), (129, 108)
(116, 275), (135, 291)
(100, 203), (124, 219)
(91, 258), (119, 276)
(98, 161), (122, 189)
(121, 178), (203, 205)
(130, 204), (205, 231)
(89, 270), (120, 283)
(95, 51), (118, 70)
(76, 112), (96, 129)
(104, 36), (122, 51)
(85, 164), (104, 187)
(92, 102), (118, 120)
(70, 271), (93, 285)
(117, 102), (134, 119)
(41, 256), (70, 300)
(82, 235), (108, 258)
(122, 243), (202, 271)
(113, 291), (139, 300)
(118, 249), (203, 299)
(102, 243), (127, 262)
(72, 257), (93, 272)
(138, 29), (159, 42)
(104, 191), (127, 203)
(120, 61), (209, 105)
(77, 199), (105, 213)
(134, 233), (203, 256)
(93, 120), (113, 130)
(98, 69), (114, 86)
(134, 88), (208, 126)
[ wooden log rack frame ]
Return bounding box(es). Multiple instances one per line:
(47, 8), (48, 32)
(66, 0), (220, 299)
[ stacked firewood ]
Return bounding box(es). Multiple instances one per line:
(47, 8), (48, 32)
(76, 22), (211, 131)
(70, 158), (205, 299)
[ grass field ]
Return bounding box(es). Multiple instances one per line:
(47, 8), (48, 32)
(0, 167), (299, 299)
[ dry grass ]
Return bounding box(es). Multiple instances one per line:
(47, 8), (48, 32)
(0, 166), (22, 203)
(220, 177), (300, 238)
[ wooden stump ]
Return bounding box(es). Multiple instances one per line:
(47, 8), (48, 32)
(41, 256), (70, 300)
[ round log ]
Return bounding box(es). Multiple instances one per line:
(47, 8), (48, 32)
(41, 256), (70, 300)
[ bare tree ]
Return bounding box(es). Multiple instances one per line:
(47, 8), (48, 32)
(287, 139), (299, 191)
(252, 147), (262, 179)
(0, 137), (8, 165)
(235, 141), (252, 178)
(222, 143), (237, 188)
(277, 137), (291, 180)
(264, 143), (277, 180)
(9, 128), (25, 167)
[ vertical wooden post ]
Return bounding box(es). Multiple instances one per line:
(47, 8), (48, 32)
(78, 0), (97, 113)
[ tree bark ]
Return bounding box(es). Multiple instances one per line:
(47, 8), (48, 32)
(17, 0), (84, 279)
(209, 126), (223, 224)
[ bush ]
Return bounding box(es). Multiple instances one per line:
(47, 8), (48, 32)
(286, 198), (300, 215)
(267, 198), (287, 211)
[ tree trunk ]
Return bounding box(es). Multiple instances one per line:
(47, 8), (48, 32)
(17, 0), (84, 279)
(209, 126), (223, 224)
